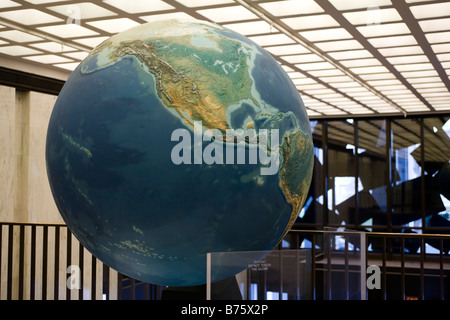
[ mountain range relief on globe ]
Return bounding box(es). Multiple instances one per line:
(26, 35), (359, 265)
(46, 18), (314, 286)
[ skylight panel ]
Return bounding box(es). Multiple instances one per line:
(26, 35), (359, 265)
(49, 3), (117, 19)
(328, 49), (372, 60)
(308, 69), (345, 77)
(419, 18), (450, 32)
(314, 39), (363, 51)
(329, 0), (392, 11)
(300, 28), (352, 42)
(223, 21), (274, 36)
(103, 0), (174, 14)
(24, 54), (73, 64)
(343, 8), (401, 25)
(281, 53), (324, 64)
(63, 51), (88, 60)
(197, 6), (258, 23)
(24, 0), (71, 4)
(258, 0), (324, 17)
(292, 78), (317, 85)
(281, 14), (339, 30)
(357, 23), (410, 38)
(38, 24), (98, 38)
(30, 41), (77, 52)
(53, 62), (80, 71)
(349, 65), (389, 74)
(400, 70), (438, 79)
(368, 35), (417, 48)
(425, 31), (450, 44)
(410, 2), (450, 19)
(174, 0), (234, 7)
(0, 30), (42, 42)
(140, 12), (196, 23)
(0, 45), (41, 56)
(264, 44), (311, 56)
(0, 9), (62, 25)
(248, 34), (295, 46)
(431, 43), (450, 54)
(386, 55), (429, 65)
(377, 46), (423, 56)
(87, 18), (140, 34)
(393, 62), (433, 72)
(0, 0), (20, 9)
(340, 58), (381, 68)
(295, 61), (334, 71)
(73, 36), (109, 48)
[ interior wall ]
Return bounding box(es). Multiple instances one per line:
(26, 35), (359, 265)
(0, 84), (63, 224)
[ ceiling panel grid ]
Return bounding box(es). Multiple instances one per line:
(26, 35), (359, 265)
(0, 0), (448, 118)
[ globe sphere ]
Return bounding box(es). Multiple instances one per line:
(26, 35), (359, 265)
(46, 18), (313, 286)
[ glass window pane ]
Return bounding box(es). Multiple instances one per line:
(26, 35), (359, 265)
(423, 117), (450, 231)
(357, 120), (388, 229)
(327, 120), (356, 227)
(391, 118), (422, 229)
(295, 120), (323, 227)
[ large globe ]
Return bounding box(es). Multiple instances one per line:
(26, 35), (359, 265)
(46, 19), (313, 287)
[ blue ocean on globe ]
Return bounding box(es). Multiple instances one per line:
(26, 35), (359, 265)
(46, 19), (313, 286)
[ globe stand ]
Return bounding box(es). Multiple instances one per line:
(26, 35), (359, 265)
(161, 276), (242, 300)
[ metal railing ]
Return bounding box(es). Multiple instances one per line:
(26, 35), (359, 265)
(286, 229), (450, 300)
(1, 222), (449, 300)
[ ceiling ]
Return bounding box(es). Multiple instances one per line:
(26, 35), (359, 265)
(0, 0), (449, 119)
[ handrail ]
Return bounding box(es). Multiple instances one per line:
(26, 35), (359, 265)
(290, 229), (450, 239)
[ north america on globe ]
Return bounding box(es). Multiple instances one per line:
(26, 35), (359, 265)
(46, 18), (313, 286)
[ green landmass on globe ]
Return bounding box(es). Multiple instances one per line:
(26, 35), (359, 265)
(46, 18), (314, 286)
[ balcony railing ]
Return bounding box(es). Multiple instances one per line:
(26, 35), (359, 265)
(1, 222), (449, 300)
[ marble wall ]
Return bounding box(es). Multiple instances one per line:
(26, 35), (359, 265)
(0, 85), (119, 300)
(0, 85), (63, 224)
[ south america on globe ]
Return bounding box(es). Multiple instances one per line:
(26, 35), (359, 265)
(46, 18), (314, 287)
